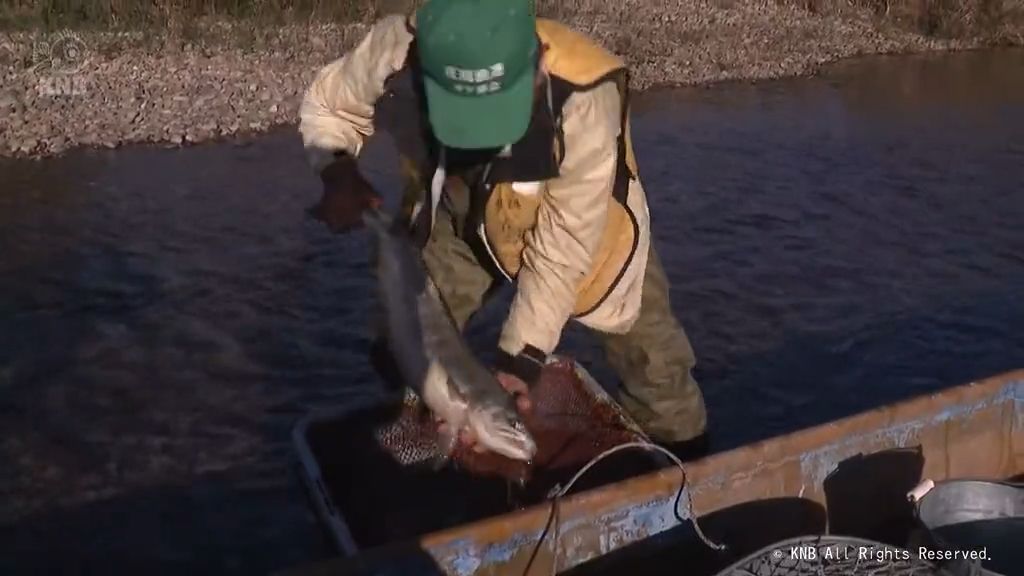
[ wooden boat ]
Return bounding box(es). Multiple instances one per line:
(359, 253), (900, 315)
(279, 363), (1023, 576)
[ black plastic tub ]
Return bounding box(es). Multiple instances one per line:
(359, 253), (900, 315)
(291, 359), (669, 557)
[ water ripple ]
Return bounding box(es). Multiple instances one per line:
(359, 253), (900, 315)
(0, 49), (1023, 575)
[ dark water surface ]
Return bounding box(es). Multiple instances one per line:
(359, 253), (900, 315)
(2, 49), (1023, 574)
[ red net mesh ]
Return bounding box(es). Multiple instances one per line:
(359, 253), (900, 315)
(373, 357), (650, 482)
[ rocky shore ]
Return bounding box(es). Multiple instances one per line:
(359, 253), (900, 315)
(1, 0), (1020, 159)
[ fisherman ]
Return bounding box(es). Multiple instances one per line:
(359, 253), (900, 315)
(299, 0), (710, 459)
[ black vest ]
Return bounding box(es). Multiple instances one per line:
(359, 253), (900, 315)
(377, 39), (634, 253)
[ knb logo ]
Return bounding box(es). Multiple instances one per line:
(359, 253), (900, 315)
(26, 30), (90, 97)
(30, 30), (88, 75)
(790, 546), (817, 560)
(445, 63), (505, 95)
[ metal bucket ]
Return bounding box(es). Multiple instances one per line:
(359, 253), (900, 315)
(910, 479), (1024, 576)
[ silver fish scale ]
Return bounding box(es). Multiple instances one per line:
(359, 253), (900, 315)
(370, 359), (653, 470)
(365, 206), (533, 464)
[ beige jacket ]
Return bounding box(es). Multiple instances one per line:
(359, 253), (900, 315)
(299, 14), (652, 361)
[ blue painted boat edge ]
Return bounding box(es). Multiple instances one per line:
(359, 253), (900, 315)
(797, 377), (1024, 489)
(425, 487), (689, 575)
(421, 373), (1024, 574)
(1014, 378), (1024, 439)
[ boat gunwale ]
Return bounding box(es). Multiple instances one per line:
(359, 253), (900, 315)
(412, 369), (1024, 571)
(284, 368), (1023, 576)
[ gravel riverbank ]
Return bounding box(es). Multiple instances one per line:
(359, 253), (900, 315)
(1, 0), (1020, 159)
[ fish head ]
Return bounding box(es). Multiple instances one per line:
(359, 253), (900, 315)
(467, 404), (537, 463)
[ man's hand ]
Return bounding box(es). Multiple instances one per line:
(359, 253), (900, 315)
(307, 153), (382, 233)
(437, 370), (533, 452)
(496, 371), (532, 414)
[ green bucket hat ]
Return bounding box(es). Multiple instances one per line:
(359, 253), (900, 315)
(415, 0), (538, 150)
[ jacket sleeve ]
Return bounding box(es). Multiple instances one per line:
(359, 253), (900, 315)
(497, 80), (621, 370)
(298, 14), (413, 173)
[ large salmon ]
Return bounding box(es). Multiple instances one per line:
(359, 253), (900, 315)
(362, 207), (537, 466)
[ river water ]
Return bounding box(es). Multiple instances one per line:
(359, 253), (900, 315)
(1, 49), (1023, 575)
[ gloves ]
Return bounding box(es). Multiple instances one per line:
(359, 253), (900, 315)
(494, 344), (547, 390)
(307, 152), (382, 233)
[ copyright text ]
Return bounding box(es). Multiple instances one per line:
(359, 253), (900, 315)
(776, 545), (990, 562)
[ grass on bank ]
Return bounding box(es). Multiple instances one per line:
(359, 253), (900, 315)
(0, 0), (382, 29)
(1, 0), (1022, 40)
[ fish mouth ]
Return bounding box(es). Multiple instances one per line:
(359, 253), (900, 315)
(467, 408), (537, 462)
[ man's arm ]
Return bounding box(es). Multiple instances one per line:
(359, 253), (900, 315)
(495, 81), (622, 385)
(298, 14), (413, 173)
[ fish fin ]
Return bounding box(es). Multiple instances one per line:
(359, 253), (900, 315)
(431, 426), (458, 471)
(407, 392), (434, 421)
(402, 386), (424, 407)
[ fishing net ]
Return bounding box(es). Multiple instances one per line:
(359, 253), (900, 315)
(371, 356), (655, 482)
(714, 535), (944, 576)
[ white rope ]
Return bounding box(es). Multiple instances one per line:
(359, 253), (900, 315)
(523, 441), (727, 576)
(427, 147), (446, 235)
